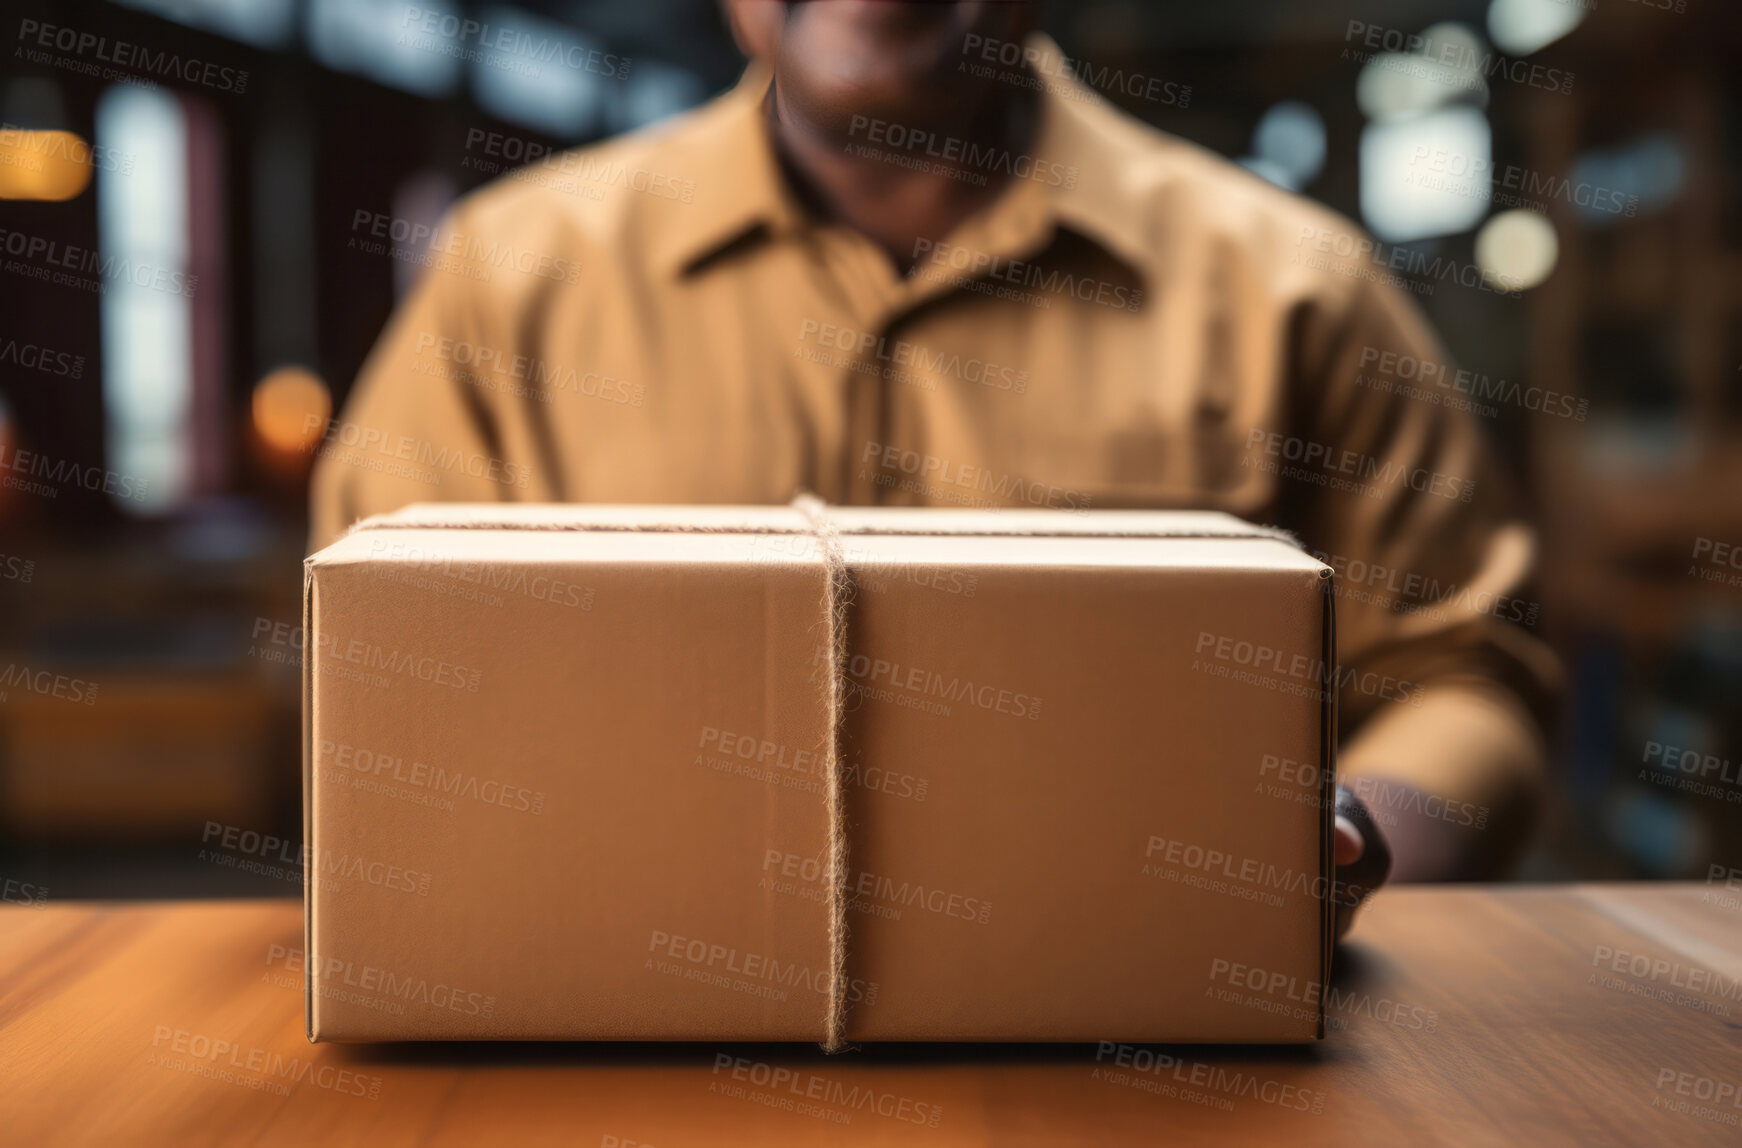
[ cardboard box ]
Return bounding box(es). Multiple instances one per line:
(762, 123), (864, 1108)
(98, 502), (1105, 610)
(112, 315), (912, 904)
(303, 504), (1335, 1043)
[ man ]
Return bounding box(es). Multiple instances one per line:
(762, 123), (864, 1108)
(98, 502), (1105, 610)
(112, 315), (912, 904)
(312, 1), (1561, 925)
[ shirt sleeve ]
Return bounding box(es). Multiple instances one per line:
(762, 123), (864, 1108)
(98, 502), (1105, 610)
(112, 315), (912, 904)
(308, 207), (515, 552)
(1281, 272), (1564, 864)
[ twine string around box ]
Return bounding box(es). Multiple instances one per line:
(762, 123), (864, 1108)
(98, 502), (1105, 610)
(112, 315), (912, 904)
(791, 493), (857, 1054)
(343, 497), (1303, 1051)
(348, 493), (866, 1050)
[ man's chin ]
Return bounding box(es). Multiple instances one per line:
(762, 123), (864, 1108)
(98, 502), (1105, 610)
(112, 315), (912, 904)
(770, 0), (1030, 139)
(793, 0), (987, 34)
(785, 0), (992, 92)
(805, 66), (963, 118)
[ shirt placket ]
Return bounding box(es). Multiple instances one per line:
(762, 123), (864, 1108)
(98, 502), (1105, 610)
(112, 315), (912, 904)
(823, 180), (1061, 507)
(808, 229), (906, 505)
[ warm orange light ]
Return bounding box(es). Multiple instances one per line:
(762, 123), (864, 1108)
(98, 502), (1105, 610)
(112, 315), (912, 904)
(251, 366), (332, 457)
(0, 129), (97, 201)
(0, 397), (19, 520)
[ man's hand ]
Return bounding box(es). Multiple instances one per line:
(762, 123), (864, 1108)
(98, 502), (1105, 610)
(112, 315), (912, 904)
(1333, 784), (1392, 941)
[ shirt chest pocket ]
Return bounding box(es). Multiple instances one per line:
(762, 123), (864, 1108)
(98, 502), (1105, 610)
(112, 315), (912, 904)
(983, 364), (1279, 515)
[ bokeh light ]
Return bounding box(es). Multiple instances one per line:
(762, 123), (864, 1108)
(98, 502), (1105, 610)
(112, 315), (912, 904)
(1360, 105), (1491, 243)
(1249, 100), (1327, 191)
(1356, 23), (1489, 123)
(1487, 0), (1587, 57)
(1475, 209), (1560, 291)
(0, 130), (96, 201)
(250, 365), (332, 456)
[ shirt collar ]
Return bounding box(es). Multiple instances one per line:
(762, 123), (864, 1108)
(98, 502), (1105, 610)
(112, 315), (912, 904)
(652, 34), (1154, 283)
(1025, 38), (1158, 278)
(648, 61), (801, 279)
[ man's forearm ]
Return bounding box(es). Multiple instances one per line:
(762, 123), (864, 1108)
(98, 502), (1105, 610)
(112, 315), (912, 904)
(1338, 683), (1550, 880)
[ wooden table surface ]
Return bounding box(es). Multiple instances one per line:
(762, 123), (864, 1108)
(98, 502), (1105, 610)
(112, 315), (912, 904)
(3, 884), (1740, 1147)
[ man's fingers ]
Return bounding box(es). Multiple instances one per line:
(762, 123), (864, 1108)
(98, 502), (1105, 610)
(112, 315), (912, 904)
(1333, 785), (1394, 942)
(1334, 785), (1393, 897)
(1334, 815), (1364, 866)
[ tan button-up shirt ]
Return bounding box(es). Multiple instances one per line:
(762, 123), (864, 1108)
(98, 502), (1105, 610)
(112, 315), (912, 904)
(312, 54), (1560, 854)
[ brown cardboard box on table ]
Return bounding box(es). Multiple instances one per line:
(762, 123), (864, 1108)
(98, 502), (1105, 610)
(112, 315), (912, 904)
(302, 503), (1336, 1044)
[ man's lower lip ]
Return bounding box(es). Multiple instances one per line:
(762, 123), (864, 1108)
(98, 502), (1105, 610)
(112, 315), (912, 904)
(809, 0), (970, 18)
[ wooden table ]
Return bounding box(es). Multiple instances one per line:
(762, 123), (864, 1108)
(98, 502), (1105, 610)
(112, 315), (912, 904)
(3, 885), (1740, 1146)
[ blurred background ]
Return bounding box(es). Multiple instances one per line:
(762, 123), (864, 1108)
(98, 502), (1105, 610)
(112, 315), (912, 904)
(0, 0), (1738, 898)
